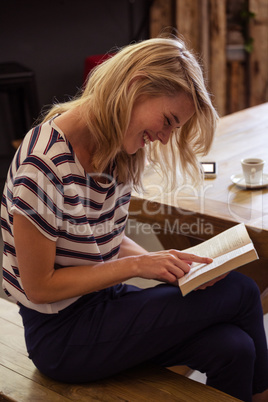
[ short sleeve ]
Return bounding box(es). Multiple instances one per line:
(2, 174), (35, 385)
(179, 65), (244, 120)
(10, 153), (64, 241)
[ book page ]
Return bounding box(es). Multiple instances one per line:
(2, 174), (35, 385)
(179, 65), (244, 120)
(183, 223), (251, 259)
(179, 242), (255, 286)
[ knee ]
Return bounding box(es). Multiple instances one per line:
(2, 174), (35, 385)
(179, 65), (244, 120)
(219, 327), (256, 368)
(231, 271), (260, 298)
(228, 272), (261, 311)
(232, 332), (256, 364)
(203, 324), (256, 370)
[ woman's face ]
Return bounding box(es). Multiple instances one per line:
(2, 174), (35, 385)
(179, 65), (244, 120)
(123, 92), (195, 155)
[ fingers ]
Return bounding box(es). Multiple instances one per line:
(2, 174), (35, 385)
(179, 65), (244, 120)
(152, 249), (213, 280)
(170, 254), (192, 275)
(171, 250), (213, 265)
(164, 249), (213, 280)
(157, 252), (190, 277)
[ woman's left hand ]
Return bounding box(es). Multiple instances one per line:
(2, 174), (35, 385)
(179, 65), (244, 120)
(195, 273), (229, 291)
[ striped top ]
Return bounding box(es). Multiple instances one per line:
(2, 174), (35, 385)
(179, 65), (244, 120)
(1, 118), (132, 313)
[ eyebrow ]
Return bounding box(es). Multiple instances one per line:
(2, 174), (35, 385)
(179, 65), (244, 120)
(171, 113), (180, 126)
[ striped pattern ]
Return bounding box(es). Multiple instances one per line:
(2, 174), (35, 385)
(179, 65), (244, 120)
(1, 119), (132, 313)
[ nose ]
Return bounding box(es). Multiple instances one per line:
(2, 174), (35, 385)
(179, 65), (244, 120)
(157, 128), (173, 145)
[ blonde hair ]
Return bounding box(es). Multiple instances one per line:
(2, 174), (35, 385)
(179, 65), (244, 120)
(43, 36), (218, 190)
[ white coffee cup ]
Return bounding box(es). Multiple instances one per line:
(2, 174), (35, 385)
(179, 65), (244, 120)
(241, 158), (265, 185)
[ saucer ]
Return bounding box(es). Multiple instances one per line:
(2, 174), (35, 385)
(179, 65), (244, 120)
(231, 173), (268, 189)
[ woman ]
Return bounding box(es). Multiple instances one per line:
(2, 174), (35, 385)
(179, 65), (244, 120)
(1, 36), (268, 401)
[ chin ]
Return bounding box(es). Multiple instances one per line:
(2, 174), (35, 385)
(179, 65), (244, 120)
(123, 146), (138, 155)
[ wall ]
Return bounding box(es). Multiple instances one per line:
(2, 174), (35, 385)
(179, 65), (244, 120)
(0, 0), (151, 194)
(150, 0), (268, 117)
(0, 0), (150, 106)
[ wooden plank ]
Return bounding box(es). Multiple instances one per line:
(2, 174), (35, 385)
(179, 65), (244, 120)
(200, 0), (210, 79)
(0, 365), (71, 402)
(229, 61), (241, 114)
(168, 365), (193, 377)
(209, 0), (227, 116)
(150, 0), (174, 38)
(0, 300), (22, 327)
(175, 0), (200, 52)
(0, 341), (40, 384)
(116, 365), (240, 402)
(0, 318), (27, 356)
(228, 60), (247, 114)
(0, 393), (16, 402)
(249, 0), (268, 106)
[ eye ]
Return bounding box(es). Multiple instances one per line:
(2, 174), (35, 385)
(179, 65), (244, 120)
(164, 116), (172, 126)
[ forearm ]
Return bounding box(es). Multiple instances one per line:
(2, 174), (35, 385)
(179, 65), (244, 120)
(43, 236), (149, 303)
(28, 236), (148, 303)
(29, 256), (139, 304)
(51, 236), (149, 301)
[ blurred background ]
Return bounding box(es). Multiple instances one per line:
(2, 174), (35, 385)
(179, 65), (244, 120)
(1, 0), (267, 195)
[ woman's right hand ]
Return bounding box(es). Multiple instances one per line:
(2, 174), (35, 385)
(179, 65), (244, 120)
(134, 250), (213, 284)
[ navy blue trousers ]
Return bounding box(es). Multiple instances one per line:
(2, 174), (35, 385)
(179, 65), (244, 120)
(19, 272), (268, 402)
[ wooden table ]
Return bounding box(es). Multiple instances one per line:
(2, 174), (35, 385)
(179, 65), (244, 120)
(129, 103), (268, 311)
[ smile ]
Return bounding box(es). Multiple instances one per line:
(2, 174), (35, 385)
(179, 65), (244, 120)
(143, 132), (150, 145)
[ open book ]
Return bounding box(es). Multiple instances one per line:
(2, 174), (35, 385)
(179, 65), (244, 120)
(178, 223), (258, 296)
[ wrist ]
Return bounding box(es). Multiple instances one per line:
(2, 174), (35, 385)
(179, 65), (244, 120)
(128, 254), (147, 278)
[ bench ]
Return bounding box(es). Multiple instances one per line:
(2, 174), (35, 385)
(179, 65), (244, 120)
(0, 297), (240, 401)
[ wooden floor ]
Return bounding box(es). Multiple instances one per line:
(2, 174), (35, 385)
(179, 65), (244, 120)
(0, 298), (240, 402)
